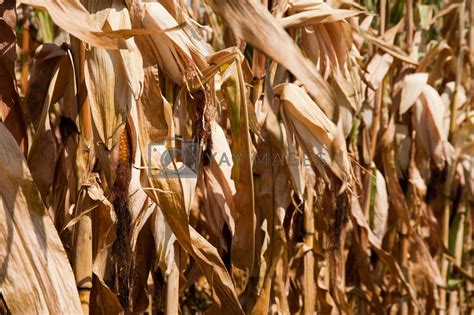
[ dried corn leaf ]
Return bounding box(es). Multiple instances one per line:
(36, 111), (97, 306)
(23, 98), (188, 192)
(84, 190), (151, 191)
(365, 53), (393, 105)
(27, 0), (130, 49)
(280, 3), (362, 28)
(415, 85), (452, 167)
(399, 73), (429, 115)
(220, 61), (255, 294)
(276, 83), (350, 184)
(206, 0), (337, 114)
(151, 205), (176, 275)
(199, 122), (236, 245)
(0, 123), (82, 314)
(373, 169), (388, 239)
(85, 2), (143, 151)
(142, 2), (207, 84)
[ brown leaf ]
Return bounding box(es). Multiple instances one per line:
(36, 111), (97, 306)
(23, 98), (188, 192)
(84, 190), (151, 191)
(399, 73), (428, 115)
(280, 2), (363, 28)
(26, 44), (69, 202)
(276, 83), (350, 185)
(365, 53), (393, 105)
(415, 85), (453, 168)
(142, 2), (208, 84)
(0, 123), (82, 313)
(373, 169), (388, 239)
(85, 1), (143, 151)
(219, 60), (256, 294)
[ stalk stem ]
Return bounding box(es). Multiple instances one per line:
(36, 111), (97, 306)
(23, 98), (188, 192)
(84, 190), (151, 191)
(72, 214), (92, 314)
(165, 243), (180, 315)
(303, 186), (315, 314)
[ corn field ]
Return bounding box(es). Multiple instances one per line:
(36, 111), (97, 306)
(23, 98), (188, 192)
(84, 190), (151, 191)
(0, 0), (473, 313)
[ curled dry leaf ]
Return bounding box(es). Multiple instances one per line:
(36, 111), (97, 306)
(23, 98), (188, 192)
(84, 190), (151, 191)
(372, 169), (388, 240)
(280, 2), (363, 28)
(365, 53), (393, 105)
(415, 85), (453, 168)
(142, 2), (208, 84)
(399, 73), (429, 115)
(276, 83), (350, 185)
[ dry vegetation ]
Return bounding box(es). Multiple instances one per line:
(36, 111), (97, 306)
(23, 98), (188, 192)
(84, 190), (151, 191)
(0, 0), (473, 314)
